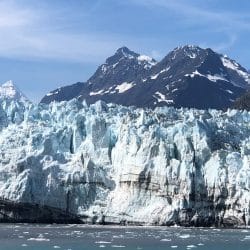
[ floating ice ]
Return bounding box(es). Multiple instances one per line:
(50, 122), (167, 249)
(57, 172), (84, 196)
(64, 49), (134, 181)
(179, 235), (191, 239)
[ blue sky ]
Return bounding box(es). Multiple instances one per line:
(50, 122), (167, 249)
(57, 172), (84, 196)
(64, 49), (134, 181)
(0, 0), (249, 102)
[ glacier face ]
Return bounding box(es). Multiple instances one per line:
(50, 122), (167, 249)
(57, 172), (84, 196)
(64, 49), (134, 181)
(0, 98), (250, 226)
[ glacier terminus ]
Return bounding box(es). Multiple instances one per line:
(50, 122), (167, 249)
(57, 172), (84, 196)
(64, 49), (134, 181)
(0, 93), (250, 227)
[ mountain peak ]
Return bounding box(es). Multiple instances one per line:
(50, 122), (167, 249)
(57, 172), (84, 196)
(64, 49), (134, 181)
(0, 80), (28, 102)
(112, 46), (157, 67)
(115, 46), (139, 58)
(173, 45), (207, 57)
(116, 46), (131, 53)
(176, 44), (205, 51)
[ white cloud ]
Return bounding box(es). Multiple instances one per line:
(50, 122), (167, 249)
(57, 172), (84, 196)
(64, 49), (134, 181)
(0, 30), (122, 63)
(0, 1), (130, 63)
(213, 34), (237, 52)
(128, 0), (250, 30)
(126, 0), (250, 52)
(0, 0), (248, 64)
(0, 1), (36, 28)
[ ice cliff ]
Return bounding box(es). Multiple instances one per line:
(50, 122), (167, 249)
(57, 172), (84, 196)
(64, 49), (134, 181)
(0, 98), (250, 226)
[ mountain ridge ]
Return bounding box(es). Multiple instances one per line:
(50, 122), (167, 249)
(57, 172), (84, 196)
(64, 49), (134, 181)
(41, 45), (250, 110)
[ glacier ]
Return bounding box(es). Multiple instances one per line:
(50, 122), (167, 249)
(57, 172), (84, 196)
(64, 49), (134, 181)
(0, 98), (250, 227)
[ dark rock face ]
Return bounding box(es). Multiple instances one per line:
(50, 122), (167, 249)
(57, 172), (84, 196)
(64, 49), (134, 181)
(41, 82), (85, 104)
(233, 91), (250, 111)
(87, 47), (154, 89)
(41, 45), (250, 110)
(0, 198), (81, 223)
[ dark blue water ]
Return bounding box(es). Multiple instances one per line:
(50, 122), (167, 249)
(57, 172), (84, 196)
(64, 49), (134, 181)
(0, 224), (249, 250)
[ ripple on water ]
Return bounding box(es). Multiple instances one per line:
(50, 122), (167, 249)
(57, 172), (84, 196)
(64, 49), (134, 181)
(243, 235), (250, 241)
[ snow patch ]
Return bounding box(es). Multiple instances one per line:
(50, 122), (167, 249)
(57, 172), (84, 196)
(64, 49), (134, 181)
(154, 91), (174, 104)
(151, 73), (160, 80)
(221, 56), (250, 86)
(172, 88), (178, 93)
(150, 67), (170, 80)
(225, 89), (233, 94)
(185, 70), (229, 82)
(90, 89), (105, 96)
(115, 82), (134, 93)
(46, 90), (59, 97)
(206, 74), (228, 82)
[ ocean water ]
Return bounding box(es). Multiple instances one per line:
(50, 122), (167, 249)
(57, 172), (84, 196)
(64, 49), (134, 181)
(0, 224), (249, 250)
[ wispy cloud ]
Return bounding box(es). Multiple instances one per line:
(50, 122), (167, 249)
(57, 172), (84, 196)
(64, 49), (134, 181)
(0, 1), (36, 28)
(208, 34), (237, 52)
(0, 0), (248, 64)
(128, 0), (250, 29)
(0, 0), (130, 63)
(127, 0), (250, 52)
(196, 33), (237, 57)
(0, 30), (121, 63)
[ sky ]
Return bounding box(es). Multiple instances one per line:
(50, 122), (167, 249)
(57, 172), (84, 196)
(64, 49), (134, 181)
(0, 0), (249, 102)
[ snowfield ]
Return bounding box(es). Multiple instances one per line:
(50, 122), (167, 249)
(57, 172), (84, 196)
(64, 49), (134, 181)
(0, 98), (250, 226)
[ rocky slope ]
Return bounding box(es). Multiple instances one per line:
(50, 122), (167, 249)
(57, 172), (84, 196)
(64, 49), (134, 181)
(41, 45), (250, 110)
(233, 91), (250, 111)
(0, 98), (250, 226)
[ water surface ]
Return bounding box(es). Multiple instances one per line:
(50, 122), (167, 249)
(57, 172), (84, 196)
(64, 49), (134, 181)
(0, 224), (249, 250)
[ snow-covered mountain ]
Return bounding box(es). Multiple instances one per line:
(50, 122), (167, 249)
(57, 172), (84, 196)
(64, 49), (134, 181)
(0, 80), (28, 102)
(41, 45), (250, 110)
(0, 98), (250, 226)
(41, 47), (156, 104)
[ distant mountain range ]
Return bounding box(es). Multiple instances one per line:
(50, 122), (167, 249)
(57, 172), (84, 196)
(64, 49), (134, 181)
(41, 45), (250, 110)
